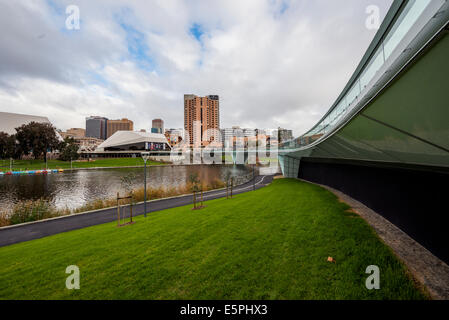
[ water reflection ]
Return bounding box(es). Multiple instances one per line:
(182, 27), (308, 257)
(0, 165), (250, 210)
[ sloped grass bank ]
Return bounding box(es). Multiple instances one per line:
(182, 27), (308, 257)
(0, 179), (425, 300)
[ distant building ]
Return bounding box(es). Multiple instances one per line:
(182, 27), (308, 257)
(221, 127), (277, 148)
(60, 128), (85, 139)
(96, 131), (171, 152)
(75, 137), (104, 152)
(165, 128), (184, 146)
(0, 111), (62, 140)
(151, 119), (164, 134)
(107, 118), (134, 138)
(184, 94), (220, 146)
(221, 127), (256, 145)
(278, 128), (293, 143)
(86, 116), (108, 140)
(0, 111), (53, 135)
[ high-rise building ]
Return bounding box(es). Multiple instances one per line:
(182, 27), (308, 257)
(86, 116), (108, 140)
(151, 119), (164, 134)
(107, 118), (134, 138)
(184, 94), (220, 146)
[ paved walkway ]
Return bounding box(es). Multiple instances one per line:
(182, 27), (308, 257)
(0, 175), (274, 247)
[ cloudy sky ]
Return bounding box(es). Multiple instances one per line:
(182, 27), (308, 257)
(0, 0), (392, 137)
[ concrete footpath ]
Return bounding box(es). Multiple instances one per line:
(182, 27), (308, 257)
(0, 175), (274, 247)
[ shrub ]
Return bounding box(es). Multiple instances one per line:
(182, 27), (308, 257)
(9, 199), (56, 225)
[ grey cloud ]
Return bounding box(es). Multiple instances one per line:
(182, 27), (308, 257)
(0, 0), (393, 137)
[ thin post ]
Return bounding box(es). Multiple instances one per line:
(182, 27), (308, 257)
(10, 158), (12, 171)
(130, 192), (133, 223)
(117, 192), (120, 227)
(253, 165), (255, 191)
(193, 191), (196, 209)
(144, 160), (147, 218)
(71, 157), (73, 170)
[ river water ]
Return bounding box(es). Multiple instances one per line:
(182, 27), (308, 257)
(0, 165), (251, 211)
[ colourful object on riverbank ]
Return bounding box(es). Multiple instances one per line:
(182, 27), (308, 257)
(0, 169), (64, 176)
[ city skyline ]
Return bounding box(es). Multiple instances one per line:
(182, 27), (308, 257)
(0, 0), (392, 138)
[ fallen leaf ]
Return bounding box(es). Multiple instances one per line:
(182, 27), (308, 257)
(327, 257), (336, 263)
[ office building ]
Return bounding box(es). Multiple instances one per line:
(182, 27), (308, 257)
(86, 116), (108, 140)
(60, 128), (86, 139)
(278, 128), (293, 143)
(107, 118), (134, 138)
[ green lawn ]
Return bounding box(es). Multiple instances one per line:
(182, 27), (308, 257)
(0, 179), (425, 300)
(0, 158), (164, 172)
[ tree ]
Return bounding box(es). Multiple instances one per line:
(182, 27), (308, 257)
(0, 132), (19, 159)
(15, 122), (60, 162)
(225, 171), (233, 199)
(0, 132), (9, 159)
(59, 137), (80, 161)
(189, 173), (200, 209)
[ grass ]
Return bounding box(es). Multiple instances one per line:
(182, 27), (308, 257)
(0, 179), (426, 300)
(0, 158), (165, 172)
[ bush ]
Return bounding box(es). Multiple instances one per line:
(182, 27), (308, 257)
(0, 211), (10, 227)
(9, 199), (56, 225)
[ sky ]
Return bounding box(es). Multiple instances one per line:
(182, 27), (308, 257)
(0, 0), (393, 137)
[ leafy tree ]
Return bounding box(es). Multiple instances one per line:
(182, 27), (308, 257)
(58, 137), (80, 161)
(0, 132), (9, 159)
(0, 132), (19, 159)
(15, 122), (60, 162)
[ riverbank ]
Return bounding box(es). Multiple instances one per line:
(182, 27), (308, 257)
(0, 158), (166, 172)
(0, 179), (426, 299)
(0, 178), (227, 227)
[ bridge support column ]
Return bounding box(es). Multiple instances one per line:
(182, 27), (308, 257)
(279, 155), (301, 178)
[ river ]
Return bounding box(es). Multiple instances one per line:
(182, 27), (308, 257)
(0, 165), (251, 211)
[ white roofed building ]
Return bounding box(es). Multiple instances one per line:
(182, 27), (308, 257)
(0, 111), (63, 140)
(96, 131), (171, 152)
(0, 111), (51, 135)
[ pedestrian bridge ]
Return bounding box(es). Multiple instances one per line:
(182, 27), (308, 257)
(279, 0), (449, 264)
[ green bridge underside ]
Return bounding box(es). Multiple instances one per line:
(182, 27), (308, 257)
(280, 30), (449, 176)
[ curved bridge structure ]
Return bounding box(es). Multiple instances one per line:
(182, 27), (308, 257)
(279, 0), (449, 264)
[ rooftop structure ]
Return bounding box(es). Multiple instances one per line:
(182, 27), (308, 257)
(0, 111), (52, 135)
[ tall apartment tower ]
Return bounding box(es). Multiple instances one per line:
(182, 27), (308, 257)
(86, 116), (108, 140)
(107, 118), (134, 138)
(184, 94), (220, 146)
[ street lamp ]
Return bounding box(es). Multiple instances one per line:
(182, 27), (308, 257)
(141, 152), (150, 218)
